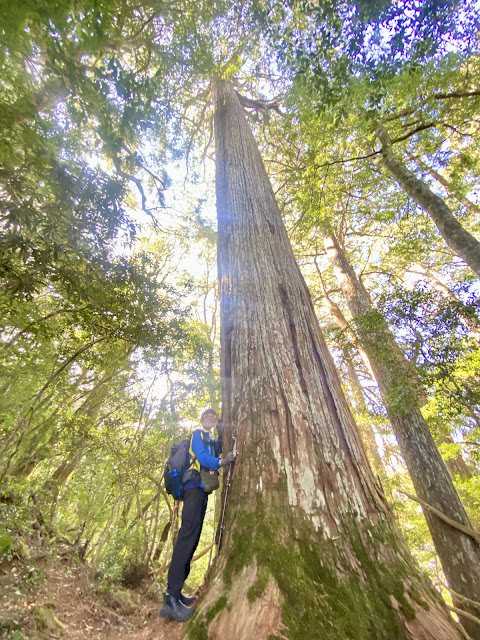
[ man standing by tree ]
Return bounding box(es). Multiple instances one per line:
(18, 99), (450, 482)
(161, 408), (236, 622)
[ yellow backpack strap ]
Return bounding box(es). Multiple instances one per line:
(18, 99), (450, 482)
(188, 430), (201, 472)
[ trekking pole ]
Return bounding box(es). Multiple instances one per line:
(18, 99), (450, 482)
(217, 436), (236, 553)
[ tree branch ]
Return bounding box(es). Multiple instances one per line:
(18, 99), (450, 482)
(447, 605), (480, 630)
(0, 306), (88, 354)
(311, 120), (435, 170)
(398, 491), (480, 544)
(117, 168), (147, 210)
(386, 90), (480, 122)
(235, 91), (284, 116)
(390, 122), (436, 143)
(314, 150), (380, 169)
(434, 90), (480, 100)
(437, 580), (480, 611)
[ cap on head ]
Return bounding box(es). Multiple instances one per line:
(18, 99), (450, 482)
(200, 407), (218, 420)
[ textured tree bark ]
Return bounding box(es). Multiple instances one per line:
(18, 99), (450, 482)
(181, 79), (468, 640)
(375, 123), (480, 277)
(324, 231), (480, 638)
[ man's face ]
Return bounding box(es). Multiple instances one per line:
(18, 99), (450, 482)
(201, 411), (217, 431)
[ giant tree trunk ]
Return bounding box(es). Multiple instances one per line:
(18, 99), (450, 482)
(182, 79), (467, 640)
(324, 231), (480, 637)
(375, 123), (480, 277)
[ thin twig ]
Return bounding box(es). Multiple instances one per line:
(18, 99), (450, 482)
(192, 541), (215, 563)
(313, 150), (380, 169)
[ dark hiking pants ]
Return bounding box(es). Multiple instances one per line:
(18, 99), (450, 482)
(167, 487), (208, 598)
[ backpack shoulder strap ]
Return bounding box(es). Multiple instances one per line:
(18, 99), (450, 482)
(201, 430), (211, 445)
(188, 429), (215, 470)
(188, 429), (202, 472)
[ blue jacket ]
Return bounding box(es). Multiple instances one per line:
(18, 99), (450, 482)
(184, 429), (222, 491)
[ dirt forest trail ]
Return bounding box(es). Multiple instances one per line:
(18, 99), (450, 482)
(0, 555), (184, 640)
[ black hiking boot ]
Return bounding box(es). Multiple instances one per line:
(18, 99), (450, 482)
(160, 593), (195, 622)
(179, 593), (196, 607)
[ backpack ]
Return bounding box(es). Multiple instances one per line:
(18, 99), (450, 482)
(164, 437), (191, 500)
(163, 430), (217, 500)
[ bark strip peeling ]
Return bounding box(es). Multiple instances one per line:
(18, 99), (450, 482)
(182, 80), (469, 640)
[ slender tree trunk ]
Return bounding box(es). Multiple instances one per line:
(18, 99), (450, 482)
(42, 367), (121, 519)
(314, 262), (388, 478)
(44, 448), (87, 519)
(437, 436), (473, 480)
(0, 338), (106, 480)
(182, 79), (467, 640)
(324, 231), (480, 637)
(91, 490), (125, 568)
(375, 123), (480, 277)
(412, 156), (480, 217)
(407, 264), (480, 341)
(343, 357), (387, 481)
(314, 256), (377, 382)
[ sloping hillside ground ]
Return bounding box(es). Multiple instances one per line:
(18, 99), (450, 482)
(0, 548), (184, 640)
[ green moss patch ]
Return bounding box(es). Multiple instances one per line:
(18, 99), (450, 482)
(247, 565), (270, 603)
(187, 618), (209, 640)
(206, 595), (228, 623)
(221, 497), (427, 640)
